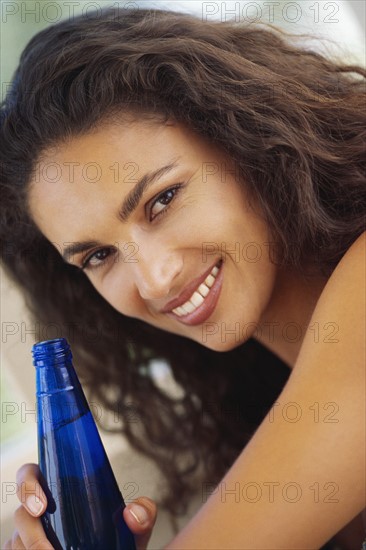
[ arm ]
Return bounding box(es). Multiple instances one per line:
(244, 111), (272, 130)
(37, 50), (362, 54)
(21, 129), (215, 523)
(165, 232), (366, 550)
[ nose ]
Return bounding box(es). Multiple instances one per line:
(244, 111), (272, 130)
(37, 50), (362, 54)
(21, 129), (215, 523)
(131, 245), (183, 302)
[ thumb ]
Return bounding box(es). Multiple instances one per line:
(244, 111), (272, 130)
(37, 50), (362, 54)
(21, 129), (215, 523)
(123, 496), (158, 550)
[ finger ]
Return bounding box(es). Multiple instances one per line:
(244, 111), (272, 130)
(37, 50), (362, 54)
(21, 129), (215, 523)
(123, 497), (158, 550)
(16, 464), (47, 517)
(13, 505), (53, 550)
(11, 530), (25, 549)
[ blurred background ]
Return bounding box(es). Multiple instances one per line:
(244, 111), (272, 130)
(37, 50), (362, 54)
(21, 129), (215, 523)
(1, 1), (365, 547)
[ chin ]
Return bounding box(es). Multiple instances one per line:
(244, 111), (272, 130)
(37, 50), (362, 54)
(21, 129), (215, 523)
(197, 335), (247, 353)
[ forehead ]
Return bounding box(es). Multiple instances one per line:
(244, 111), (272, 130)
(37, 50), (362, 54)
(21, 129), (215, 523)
(27, 119), (208, 240)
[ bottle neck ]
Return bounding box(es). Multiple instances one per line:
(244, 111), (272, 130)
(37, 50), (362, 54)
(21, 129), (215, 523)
(33, 338), (89, 424)
(33, 338), (75, 396)
(33, 338), (72, 367)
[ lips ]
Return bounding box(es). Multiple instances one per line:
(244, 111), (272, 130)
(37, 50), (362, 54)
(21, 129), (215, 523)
(162, 259), (223, 326)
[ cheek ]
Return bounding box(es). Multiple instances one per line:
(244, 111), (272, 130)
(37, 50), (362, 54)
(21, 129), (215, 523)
(89, 268), (142, 318)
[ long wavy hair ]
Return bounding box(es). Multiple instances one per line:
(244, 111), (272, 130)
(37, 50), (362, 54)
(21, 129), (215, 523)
(1, 5), (365, 535)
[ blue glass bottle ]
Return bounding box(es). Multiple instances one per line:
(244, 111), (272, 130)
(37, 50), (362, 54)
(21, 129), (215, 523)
(33, 338), (136, 550)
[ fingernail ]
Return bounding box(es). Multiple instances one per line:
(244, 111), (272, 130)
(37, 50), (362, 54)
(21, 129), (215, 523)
(25, 494), (44, 516)
(128, 503), (149, 525)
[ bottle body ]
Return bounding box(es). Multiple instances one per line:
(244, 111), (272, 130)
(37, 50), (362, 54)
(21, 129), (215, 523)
(33, 338), (136, 550)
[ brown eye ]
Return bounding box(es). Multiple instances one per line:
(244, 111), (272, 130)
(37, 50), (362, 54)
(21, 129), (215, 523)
(150, 184), (183, 220)
(81, 247), (115, 271)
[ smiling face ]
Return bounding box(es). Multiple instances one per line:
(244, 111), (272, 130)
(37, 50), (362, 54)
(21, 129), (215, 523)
(28, 117), (278, 351)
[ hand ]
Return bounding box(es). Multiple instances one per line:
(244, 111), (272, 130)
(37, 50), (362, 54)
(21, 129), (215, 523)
(4, 463), (158, 550)
(123, 496), (158, 550)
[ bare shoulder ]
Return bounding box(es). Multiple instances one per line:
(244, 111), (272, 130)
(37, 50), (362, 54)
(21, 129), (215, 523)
(321, 231), (365, 295)
(337, 230), (364, 265)
(296, 230), (365, 375)
(166, 233), (365, 549)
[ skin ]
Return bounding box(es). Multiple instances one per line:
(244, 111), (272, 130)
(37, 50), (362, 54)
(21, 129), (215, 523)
(29, 117), (327, 366)
(173, 230), (365, 548)
(6, 118), (365, 548)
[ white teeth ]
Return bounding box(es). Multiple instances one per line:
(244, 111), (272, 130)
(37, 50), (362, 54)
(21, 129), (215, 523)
(171, 262), (221, 317)
(204, 274), (215, 288)
(198, 283), (210, 297)
(191, 292), (205, 308)
(182, 301), (196, 314)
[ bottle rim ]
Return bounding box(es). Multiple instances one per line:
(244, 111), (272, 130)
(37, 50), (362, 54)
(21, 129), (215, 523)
(32, 338), (72, 366)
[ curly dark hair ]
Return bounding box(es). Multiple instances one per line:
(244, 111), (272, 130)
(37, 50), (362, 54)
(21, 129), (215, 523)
(1, 6), (365, 543)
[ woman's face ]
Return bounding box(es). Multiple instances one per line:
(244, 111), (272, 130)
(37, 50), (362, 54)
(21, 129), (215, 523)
(29, 118), (278, 351)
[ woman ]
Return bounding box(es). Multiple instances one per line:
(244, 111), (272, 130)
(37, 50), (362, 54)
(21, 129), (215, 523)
(1, 6), (365, 549)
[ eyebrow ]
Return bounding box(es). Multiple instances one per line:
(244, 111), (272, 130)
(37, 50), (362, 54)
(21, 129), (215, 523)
(62, 241), (101, 263)
(62, 159), (181, 263)
(118, 158), (181, 222)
